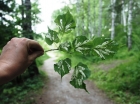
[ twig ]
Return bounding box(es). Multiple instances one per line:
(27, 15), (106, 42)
(44, 49), (59, 52)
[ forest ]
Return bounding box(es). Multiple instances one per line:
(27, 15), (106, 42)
(0, 0), (140, 104)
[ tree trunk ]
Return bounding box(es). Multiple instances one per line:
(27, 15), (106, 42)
(23, 0), (32, 38)
(76, 0), (81, 36)
(87, 0), (92, 38)
(81, 0), (85, 36)
(111, 0), (116, 40)
(22, 0), (39, 77)
(98, 0), (102, 37)
(127, 0), (133, 50)
(121, 0), (127, 32)
(92, 0), (96, 36)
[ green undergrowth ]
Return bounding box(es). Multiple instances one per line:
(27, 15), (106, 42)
(36, 53), (49, 67)
(0, 70), (47, 104)
(90, 55), (140, 104)
(113, 47), (137, 59)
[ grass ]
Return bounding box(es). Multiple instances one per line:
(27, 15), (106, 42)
(90, 55), (140, 104)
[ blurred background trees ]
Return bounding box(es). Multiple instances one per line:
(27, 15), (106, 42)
(0, 0), (18, 49)
(0, 0), (140, 103)
(0, 0), (41, 80)
(52, 0), (140, 51)
(0, 0), (47, 103)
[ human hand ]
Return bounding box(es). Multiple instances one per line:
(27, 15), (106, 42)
(0, 38), (44, 84)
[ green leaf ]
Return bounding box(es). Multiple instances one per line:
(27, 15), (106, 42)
(45, 33), (53, 45)
(72, 36), (88, 48)
(70, 63), (91, 92)
(70, 78), (87, 92)
(54, 11), (76, 33)
(72, 36), (91, 55)
(93, 40), (115, 59)
(81, 37), (106, 48)
(54, 58), (71, 78)
(72, 36), (116, 58)
(48, 27), (59, 43)
(59, 42), (71, 52)
(45, 27), (59, 45)
(94, 49), (105, 59)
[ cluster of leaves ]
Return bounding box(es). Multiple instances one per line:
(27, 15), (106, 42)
(45, 11), (116, 92)
(0, 0), (18, 49)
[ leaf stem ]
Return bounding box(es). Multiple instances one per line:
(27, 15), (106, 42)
(44, 49), (59, 52)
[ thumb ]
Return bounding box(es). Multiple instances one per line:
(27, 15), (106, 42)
(29, 51), (44, 61)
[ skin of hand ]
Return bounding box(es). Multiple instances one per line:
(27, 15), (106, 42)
(0, 38), (44, 85)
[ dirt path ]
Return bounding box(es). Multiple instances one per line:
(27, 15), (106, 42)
(35, 57), (114, 104)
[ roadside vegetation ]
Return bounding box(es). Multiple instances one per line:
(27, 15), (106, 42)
(0, 70), (47, 104)
(89, 51), (140, 104)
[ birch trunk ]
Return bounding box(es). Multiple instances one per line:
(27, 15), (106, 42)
(92, 0), (96, 36)
(76, 0), (80, 36)
(121, 0), (127, 32)
(111, 0), (116, 40)
(98, 0), (102, 37)
(87, 0), (92, 38)
(81, 0), (85, 36)
(127, 0), (133, 50)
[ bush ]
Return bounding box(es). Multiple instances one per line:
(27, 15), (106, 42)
(0, 70), (47, 104)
